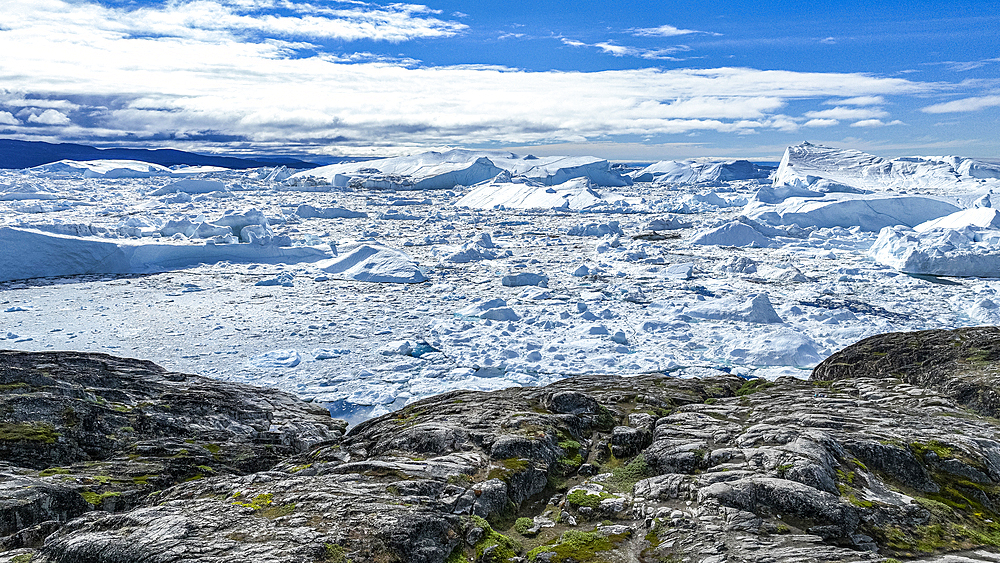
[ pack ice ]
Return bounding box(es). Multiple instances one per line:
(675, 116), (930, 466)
(2, 142), (1000, 424)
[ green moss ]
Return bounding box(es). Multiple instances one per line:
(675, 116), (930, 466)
(444, 546), (470, 563)
(323, 543), (352, 563)
(0, 382), (30, 392)
(132, 474), (158, 485)
(875, 521), (1000, 555)
(80, 490), (121, 506)
(203, 443), (222, 454)
(566, 489), (612, 509)
(556, 439), (584, 474)
(910, 440), (954, 460)
(11, 554), (33, 563)
(489, 458), (530, 481)
(514, 517), (534, 535)
(527, 530), (619, 562)
(847, 493), (874, 508)
(703, 397), (718, 405)
(836, 469), (856, 485)
(594, 405), (617, 431)
(470, 515), (522, 560)
(92, 475), (114, 484)
(735, 378), (773, 397)
(604, 454), (651, 493)
(0, 422), (59, 444)
(38, 467), (71, 477)
(775, 463), (794, 478)
(232, 493), (274, 510)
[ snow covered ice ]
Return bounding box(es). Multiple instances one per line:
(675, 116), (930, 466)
(3, 142), (1000, 424)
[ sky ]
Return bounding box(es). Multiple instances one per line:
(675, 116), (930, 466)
(1, 0), (998, 161)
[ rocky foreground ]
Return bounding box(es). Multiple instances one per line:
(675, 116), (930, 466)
(6, 329), (1000, 562)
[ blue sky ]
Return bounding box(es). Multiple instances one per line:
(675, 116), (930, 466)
(1, 0), (998, 161)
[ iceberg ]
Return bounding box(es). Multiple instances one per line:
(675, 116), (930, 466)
(0, 227), (329, 282)
(149, 179), (227, 195)
(455, 176), (603, 210)
(772, 142), (1000, 194)
(316, 244), (427, 283)
(29, 159), (174, 178)
(632, 159), (771, 184)
(288, 149), (630, 190)
(746, 194), (960, 232)
(870, 226), (1000, 277)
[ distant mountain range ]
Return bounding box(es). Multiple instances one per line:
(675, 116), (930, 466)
(0, 139), (322, 170)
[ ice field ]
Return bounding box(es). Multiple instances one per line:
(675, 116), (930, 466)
(2, 142), (1000, 424)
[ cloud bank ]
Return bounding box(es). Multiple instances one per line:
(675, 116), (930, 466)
(0, 0), (971, 154)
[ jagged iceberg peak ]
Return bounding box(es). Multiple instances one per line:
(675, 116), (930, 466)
(773, 141), (1000, 194)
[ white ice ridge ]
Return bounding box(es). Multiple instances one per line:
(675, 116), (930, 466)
(0, 227), (330, 282)
(287, 149), (632, 190)
(745, 194), (961, 232)
(772, 141), (1000, 194)
(630, 159), (771, 184)
(455, 176), (604, 210)
(28, 159), (175, 178)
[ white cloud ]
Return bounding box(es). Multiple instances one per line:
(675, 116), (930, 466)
(824, 96), (885, 106)
(27, 109), (71, 125)
(0, 0), (945, 150)
(804, 118), (838, 127)
(0, 111), (20, 125)
(851, 119), (904, 128)
(592, 42), (688, 60)
(921, 95), (1000, 114)
(4, 0), (467, 45)
(632, 24), (707, 38)
(804, 106), (889, 120)
(564, 38), (688, 60)
(3, 98), (81, 111)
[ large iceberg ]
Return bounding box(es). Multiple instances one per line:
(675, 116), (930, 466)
(28, 159), (174, 178)
(632, 159), (771, 184)
(455, 176), (604, 210)
(772, 142), (1000, 193)
(289, 149), (630, 190)
(0, 227), (329, 282)
(870, 225), (1000, 277)
(746, 194), (960, 232)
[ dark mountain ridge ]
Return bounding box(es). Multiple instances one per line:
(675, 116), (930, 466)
(0, 139), (320, 170)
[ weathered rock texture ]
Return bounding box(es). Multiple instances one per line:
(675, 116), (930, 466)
(4, 331), (1000, 562)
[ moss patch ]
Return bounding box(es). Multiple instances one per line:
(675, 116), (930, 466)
(735, 378), (773, 397)
(604, 454), (652, 493)
(80, 490), (121, 506)
(0, 422), (58, 443)
(470, 515), (522, 561)
(488, 458), (530, 481)
(910, 440), (954, 461)
(566, 489), (613, 509)
(527, 530), (623, 562)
